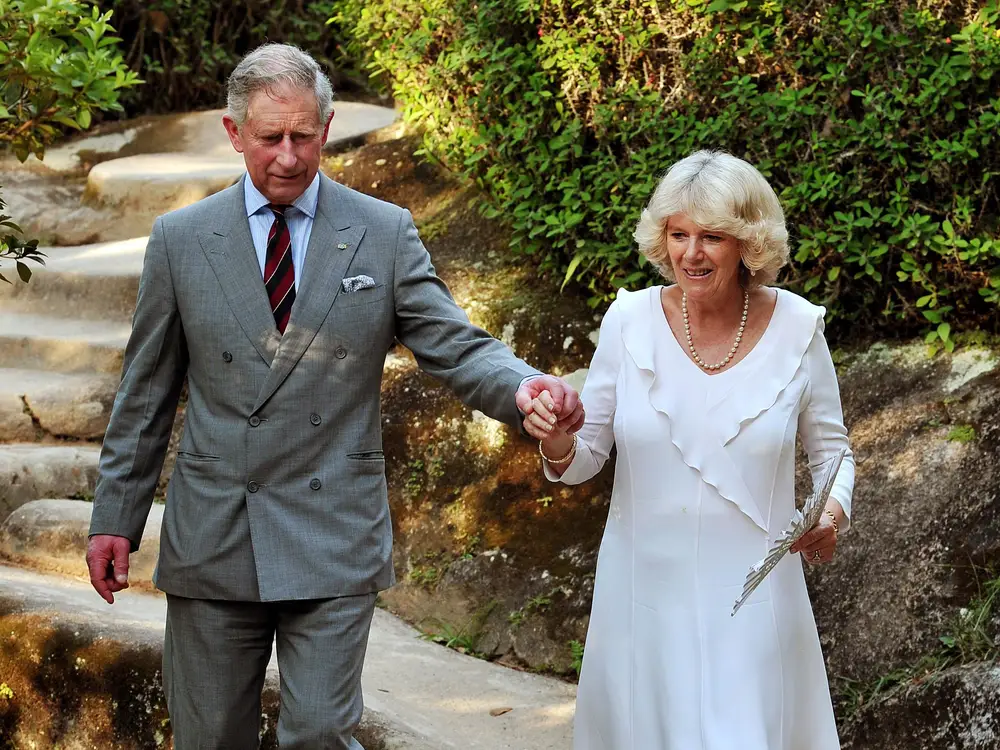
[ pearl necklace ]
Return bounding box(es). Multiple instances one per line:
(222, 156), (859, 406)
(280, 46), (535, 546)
(682, 289), (750, 371)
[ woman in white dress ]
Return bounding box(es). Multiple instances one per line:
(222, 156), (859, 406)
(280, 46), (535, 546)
(522, 150), (855, 750)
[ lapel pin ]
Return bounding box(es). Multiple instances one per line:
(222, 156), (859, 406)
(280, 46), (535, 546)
(337, 242), (348, 250)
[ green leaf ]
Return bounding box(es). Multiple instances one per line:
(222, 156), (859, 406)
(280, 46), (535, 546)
(15, 262), (31, 283)
(704, 0), (735, 12)
(76, 108), (92, 129)
(561, 253), (584, 292)
(937, 322), (951, 341)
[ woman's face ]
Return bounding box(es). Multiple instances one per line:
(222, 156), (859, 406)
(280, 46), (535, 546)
(666, 213), (743, 303)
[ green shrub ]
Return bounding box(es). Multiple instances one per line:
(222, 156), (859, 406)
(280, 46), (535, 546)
(0, 0), (139, 279)
(96, 0), (368, 115)
(337, 0), (1000, 341)
(0, 0), (139, 160)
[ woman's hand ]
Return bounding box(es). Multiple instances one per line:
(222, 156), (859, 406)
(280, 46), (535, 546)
(791, 504), (841, 565)
(524, 389), (576, 463)
(522, 389), (566, 439)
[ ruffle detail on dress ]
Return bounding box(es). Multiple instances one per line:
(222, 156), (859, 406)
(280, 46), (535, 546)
(712, 290), (824, 447)
(616, 287), (769, 533)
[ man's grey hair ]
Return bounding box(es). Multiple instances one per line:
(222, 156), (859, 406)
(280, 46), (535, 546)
(227, 43), (334, 127)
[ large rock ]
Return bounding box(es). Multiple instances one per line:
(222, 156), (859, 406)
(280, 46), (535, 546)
(0, 445), (101, 521)
(807, 344), (1000, 686)
(0, 500), (162, 587)
(841, 664), (1000, 749)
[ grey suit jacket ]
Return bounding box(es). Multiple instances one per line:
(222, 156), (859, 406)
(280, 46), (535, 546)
(90, 174), (539, 601)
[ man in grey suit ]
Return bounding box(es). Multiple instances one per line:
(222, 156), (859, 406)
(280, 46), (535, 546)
(86, 43), (583, 749)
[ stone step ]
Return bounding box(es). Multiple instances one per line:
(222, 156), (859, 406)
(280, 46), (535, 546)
(0, 565), (575, 749)
(0, 499), (160, 586)
(0, 444), (101, 522)
(0, 312), (128, 373)
(0, 236), (145, 321)
(0, 369), (118, 440)
(0, 566), (435, 750)
(17, 102), (400, 175)
(85, 153), (247, 217)
(80, 103), (402, 239)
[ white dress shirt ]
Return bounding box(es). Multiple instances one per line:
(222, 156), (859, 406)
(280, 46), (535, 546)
(244, 173), (320, 292)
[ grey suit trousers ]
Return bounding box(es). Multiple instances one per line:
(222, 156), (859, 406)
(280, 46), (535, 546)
(164, 593), (377, 749)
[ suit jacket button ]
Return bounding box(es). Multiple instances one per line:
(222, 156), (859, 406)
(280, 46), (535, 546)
(249, 415), (261, 427)
(247, 481), (259, 493)
(309, 478), (321, 490)
(222, 351), (233, 363)
(335, 346), (347, 359)
(310, 413), (321, 426)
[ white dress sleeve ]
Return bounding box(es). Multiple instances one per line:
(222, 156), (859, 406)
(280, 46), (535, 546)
(798, 321), (856, 531)
(544, 299), (623, 485)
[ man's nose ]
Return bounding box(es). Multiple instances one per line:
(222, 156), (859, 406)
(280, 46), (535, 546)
(275, 137), (296, 166)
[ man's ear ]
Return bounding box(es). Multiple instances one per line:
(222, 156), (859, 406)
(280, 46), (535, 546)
(321, 110), (334, 143)
(222, 114), (245, 154)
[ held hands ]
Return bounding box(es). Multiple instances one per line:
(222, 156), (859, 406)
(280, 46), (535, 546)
(86, 534), (131, 604)
(791, 505), (840, 565)
(515, 374), (584, 441)
(518, 384), (578, 473)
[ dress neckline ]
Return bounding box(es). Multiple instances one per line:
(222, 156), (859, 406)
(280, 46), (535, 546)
(653, 285), (784, 379)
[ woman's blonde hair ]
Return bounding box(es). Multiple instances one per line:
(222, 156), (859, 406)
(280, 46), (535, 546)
(632, 150), (789, 286)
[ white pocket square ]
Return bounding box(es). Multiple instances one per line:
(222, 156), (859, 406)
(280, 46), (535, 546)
(342, 275), (376, 293)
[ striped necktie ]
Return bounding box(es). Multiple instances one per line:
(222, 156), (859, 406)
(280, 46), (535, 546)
(264, 204), (295, 334)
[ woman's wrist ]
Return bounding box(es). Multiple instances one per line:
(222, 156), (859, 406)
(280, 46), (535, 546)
(540, 433), (576, 464)
(823, 500), (845, 531)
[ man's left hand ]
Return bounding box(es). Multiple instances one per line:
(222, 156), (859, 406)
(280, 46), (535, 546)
(515, 374), (585, 434)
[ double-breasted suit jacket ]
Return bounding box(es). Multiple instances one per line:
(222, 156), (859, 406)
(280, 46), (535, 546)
(90, 173), (538, 602)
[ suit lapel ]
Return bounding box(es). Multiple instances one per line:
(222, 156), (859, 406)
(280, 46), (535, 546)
(253, 177), (367, 412)
(198, 179), (281, 366)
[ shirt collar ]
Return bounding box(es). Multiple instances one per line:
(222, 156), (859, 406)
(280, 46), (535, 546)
(244, 172), (320, 220)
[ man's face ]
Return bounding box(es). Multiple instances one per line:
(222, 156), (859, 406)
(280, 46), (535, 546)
(223, 85), (332, 205)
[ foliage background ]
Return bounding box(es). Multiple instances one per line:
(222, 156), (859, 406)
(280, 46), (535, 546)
(95, 0), (369, 114)
(332, 0), (1000, 344)
(0, 0), (139, 279)
(7, 0), (1000, 342)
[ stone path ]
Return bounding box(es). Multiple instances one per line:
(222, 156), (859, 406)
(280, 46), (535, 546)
(0, 566), (575, 749)
(0, 101), (576, 748)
